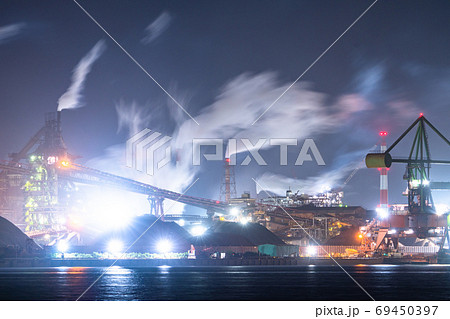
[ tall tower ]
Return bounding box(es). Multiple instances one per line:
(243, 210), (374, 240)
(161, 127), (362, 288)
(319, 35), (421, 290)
(23, 112), (69, 233)
(220, 158), (236, 203)
(379, 131), (389, 212)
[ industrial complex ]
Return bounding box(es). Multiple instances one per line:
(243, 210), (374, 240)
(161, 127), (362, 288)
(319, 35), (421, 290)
(0, 111), (449, 265)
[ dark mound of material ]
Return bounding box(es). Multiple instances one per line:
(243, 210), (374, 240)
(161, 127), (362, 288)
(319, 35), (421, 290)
(325, 226), (361, 245)
(194, 222), (285, 247)
(0, 216), (42, 257)
(194, 232), (254, 247)
(90, 215), (192, 253)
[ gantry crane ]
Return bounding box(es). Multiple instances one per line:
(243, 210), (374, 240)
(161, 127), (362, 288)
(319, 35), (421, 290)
(365, 114), (450, 251)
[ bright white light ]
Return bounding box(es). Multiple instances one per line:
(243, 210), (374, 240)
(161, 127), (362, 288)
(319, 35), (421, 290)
(411, 180), (420, 188)
(388, 229), (396, 234)
(240, 216), (251, 225)
(82, 189), (142, 232)
(58, 216), (67, 225)
(178, 219), (185, 227)
(319, 184), (331, 193)
(307, 246), (316, 256)
(376, 207), (389, 219)
(157, 239), (173, 253)
(230, 207), (240, 216)
(107, 239), (124, 255)
(191, 225), (206, 236)
(158, 265), (171, 269)
(435, 204), (449, 216)
(404, 229), (414, 235)
(57, 240), (69, 253)
(422, 179), (430, 186)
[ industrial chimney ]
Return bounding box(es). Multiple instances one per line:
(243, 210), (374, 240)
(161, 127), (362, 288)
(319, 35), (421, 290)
(379, 131), (389, 212)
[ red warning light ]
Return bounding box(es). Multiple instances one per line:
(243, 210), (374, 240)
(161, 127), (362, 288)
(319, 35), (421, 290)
(419, 113), (423, 117)
(379, 131), (388, 137)
(225, 158), (230, 163)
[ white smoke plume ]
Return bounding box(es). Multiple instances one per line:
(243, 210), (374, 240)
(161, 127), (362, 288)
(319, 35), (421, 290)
(0, 23), (25, 44)
(57, 40), (106, 111)
(87, 98), (195, 214)
(87, 72), (371, 214)
(116, 100), (153, 137)
(254, 147), (374, 197)
(174, 72), (368, 157)
(256, 170), (346, 196)
(141, 11), (172, 45)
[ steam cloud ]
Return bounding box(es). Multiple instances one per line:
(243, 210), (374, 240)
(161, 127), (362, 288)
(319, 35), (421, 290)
(57, 40), (106, 112)
(256, 170), (348, 196)
(141, 11), (172, 45)
(87, 72), (372, 215)
(174, 72), (370, 157)
(116, 100), (153, 137)
(0, 23), (25, 44)
(255, 150), (369, 196)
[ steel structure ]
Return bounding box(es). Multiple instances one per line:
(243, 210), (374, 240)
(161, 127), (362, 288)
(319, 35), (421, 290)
(220, 158), (236, 203)
(56, 161), (230, 214)
(0, 112), (232, 234)
(365, 114), (450, 249)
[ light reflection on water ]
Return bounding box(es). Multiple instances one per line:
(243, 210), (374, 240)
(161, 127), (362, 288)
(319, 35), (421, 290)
(56, 266), (90, 274)
(158, 265), (171, 274)
(0, 265), (449, 301)
(105, 266), (133, 275)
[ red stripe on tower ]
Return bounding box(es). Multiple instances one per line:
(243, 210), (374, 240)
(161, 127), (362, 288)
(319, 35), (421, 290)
(379, 131), (388, 210)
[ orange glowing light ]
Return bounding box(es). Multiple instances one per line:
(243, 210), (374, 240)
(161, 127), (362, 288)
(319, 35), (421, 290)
(60, 160), (70, 167)
(67, 215), (83, 232)
(358, 234), (363, 239)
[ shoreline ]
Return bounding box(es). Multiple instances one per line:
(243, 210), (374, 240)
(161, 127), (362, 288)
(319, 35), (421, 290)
(0, 256), (445, 268)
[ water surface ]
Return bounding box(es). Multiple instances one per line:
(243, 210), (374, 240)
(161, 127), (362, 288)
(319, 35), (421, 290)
(0, 265), (449, 300)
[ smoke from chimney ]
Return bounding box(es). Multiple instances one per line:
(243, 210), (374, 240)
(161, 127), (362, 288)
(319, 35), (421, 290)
(57, 40), (106, 112)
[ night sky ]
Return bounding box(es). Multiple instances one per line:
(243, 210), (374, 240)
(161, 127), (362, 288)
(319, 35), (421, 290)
(1, 0), (449, 214)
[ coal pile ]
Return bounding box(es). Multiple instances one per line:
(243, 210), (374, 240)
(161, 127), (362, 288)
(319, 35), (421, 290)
(194, 221), (286, 247)
(0, 216), (42, 257)
(87, 215), (193, 253)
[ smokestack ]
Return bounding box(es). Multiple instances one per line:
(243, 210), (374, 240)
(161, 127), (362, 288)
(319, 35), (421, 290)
(220, 158), (236, 203)
(57, 110), (61, 134)
(379, 131), (388, 212)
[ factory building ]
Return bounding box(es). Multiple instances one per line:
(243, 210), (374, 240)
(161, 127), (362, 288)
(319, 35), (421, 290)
(249, 186), (366, 245)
